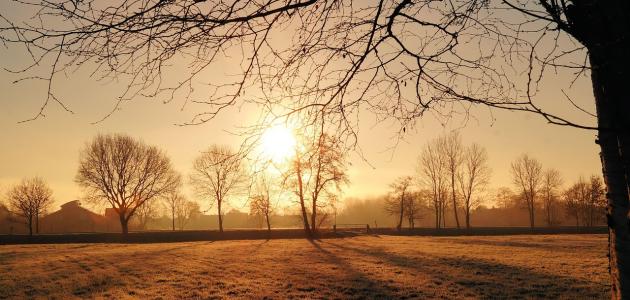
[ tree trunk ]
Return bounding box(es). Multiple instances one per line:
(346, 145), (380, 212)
(217, 200), (224, 233)
(465, 207), (470, 229)
(441, 200), (447, 228)
(295, 156), (312, 237)
(564, 2), (630, 297)
(528, 199), (535, 228)
(171, 208), (175, 231)
(397, 195), (404, 231)
(530, 207), (535, 229)
(311, 195), (317, 234)
(120, 217), (129, 235)
(265, 213), (271, 232)
(589, 48), (630, 299)
(28, 215), (33, 236)
(35, 213), (39, 234)
(434, 202), (439, 229)
(451, 175), (460, 229)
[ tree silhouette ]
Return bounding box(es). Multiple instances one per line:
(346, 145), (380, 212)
(457, 143), (491, 229)
(511, 154), (543, 229)
(134, 198), (160, 230)
(283, 130), (348, 236)
(1, 0), (629, 295)
(385, 176), (414, 231)
(176, 200), (200, 231)
(541, 169), (563, 227)
(441, 132), (464, 229)
(418, 135), (448, 229)
(163, 190), (186, 231)
(563, 177), (590, 227)
(587, 176), (606, 227)
(191, 145), (244, 233)
(76, 134), (181, 235)
(6, 177), (53, 236)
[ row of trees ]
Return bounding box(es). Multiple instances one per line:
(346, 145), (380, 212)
(510, 155), (606, 229)
(5, 178), (53, 235)
(4, 131), (349, 237)
(385, 132), (606, 230)
(413, 132), (491, 230)
(5, 131), (605, 235)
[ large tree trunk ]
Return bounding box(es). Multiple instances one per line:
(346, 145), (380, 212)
(564, 2), (630, 297)
(120, 216), (129, 235)
(589, 49), (630, 299)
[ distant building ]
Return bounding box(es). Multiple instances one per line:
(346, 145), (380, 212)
(0, 204), (27, 234)
(40, 200), (109, 233)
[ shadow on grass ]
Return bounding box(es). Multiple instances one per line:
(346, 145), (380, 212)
(326, 240), (607, 299)
(307, 239), (401, 299)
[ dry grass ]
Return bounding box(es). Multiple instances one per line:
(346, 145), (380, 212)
(0, 234), (609, 299)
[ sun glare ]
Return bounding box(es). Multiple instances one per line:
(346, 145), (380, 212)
(261, 125), (297, 162)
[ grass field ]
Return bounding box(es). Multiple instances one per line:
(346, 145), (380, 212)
(0, 234), (609, 299)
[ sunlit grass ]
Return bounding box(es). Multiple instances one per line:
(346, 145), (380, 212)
(0, 234), (608, 299)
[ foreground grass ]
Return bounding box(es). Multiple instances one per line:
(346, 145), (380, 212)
(0, 234), (608, 299)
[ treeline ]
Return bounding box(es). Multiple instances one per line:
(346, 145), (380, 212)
(2, 131), (605, 236)
(2, 130), (347, 236)
(338, 132), (606, 230)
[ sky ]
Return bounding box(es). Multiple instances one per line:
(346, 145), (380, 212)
(0, 2), (602, 214)
(0, 68), (601, 213)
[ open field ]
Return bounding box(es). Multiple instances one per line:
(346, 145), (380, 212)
(0, 234), (609, 299)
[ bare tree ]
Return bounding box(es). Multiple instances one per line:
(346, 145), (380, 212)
(250, 194), (273, 232)
(282, 129), (348, 236)
(191, 145), (244, 233)
(3, 0), (630, 295)
(418, 137), (448, 229)
(457, 143), (491, 229)
(511, 154), (543, 228)
(563, 178), (590, 227)
(587, 176), (606, 227)
(176, 200), (201, 231)
(76, 134), (181, 235)
(249, 173), (275, 232)
(284, 145), (312, 237)
(307, 133), (349, 234)
(134, 199), (160, 230)
(6, 177), (53, 236)
(541, 169), (564, 227)
(495, 187), (517, 210)
(385, 176), (414, 231)
(405, 190), (426, 229)
(441, 132), (464, 229)
(163, 190), (186, 231)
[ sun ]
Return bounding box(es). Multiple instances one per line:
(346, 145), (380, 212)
(261, 124), (297, 162)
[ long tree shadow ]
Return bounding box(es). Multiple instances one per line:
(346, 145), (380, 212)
(435, 237), (600, 253)
(327, 240), (608, 299)
(306, 239), (401, 299)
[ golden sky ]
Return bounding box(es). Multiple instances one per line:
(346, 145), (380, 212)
(0, 2), (602, 213)
(0, 68), (601, 212)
